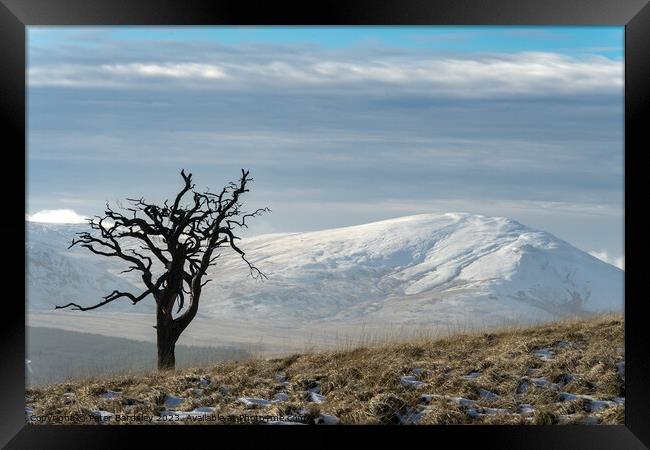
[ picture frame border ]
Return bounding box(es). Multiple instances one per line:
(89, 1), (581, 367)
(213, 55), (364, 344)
(1, 0), (647, 447)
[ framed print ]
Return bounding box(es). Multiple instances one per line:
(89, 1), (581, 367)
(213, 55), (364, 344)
(1, 0), (648, 448)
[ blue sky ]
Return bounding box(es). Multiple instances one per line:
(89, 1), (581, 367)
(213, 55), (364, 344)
(26, 26), (624, 268)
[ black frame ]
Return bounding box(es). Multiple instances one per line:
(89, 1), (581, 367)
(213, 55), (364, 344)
(1, 0), (648, 448)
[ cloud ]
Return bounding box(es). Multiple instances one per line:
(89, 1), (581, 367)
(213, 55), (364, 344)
(589, 250), (624, 270)
(102, 63), (229, 80)
(28, 51), (622, 98)
(27, 209), (88, 224)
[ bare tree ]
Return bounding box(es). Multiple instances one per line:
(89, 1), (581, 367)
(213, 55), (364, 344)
(55, 169), (269, 370)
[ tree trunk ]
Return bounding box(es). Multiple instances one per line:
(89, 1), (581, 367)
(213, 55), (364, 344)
(157, 320), (177, 370)
(156, 291), (179, 370)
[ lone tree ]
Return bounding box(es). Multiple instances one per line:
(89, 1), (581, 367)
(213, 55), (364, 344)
(56, 169), (269, 370)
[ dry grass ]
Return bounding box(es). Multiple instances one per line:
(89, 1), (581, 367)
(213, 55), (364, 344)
(25, 314), (624, 425)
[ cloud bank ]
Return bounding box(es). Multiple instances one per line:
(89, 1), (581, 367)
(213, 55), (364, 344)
(28, 51), (622, 98)
(26, 28), (624, 263)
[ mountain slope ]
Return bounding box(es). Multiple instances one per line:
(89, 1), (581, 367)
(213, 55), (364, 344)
(26, 223), (149, 313)
(26, 213), (623, 328)
(198, 213), (623, 325)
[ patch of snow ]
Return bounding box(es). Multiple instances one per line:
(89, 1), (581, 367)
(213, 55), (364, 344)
(25, 407), (34, 415)
(516, 380), (530, 394)
(467, 407), (511, 418)
(613, 397), (625, 404)
(307, 385), (321, 394)
(238, 397), (272, 408)
(558, 392), (616, 412)
(100, 390), (122, 400)
(309, 392), (326, 403)
(462, 371), (481, 380)
(163, 395), (185, 409)
(198, 378), (211, 387)
(478, 388), (500, 400)
(530, 378), (559, 390)
(586, 399), (616, 412)
(518, 404), (535, 415)
(556, 340), (571, 348)
(616, 361), (625, 379)
(25, 396), (34, 403)
(558, 374), (578, 386)
(419, 394), (433, 404)
(274, 373), (288, 382)
(193, 406), (217, 413)
(559, 392), (579, 402)
(533, 348), (554, 361)
(273, 392), (290, 402)
(401, 375), (425, 389)
(449, 397), (476, 407)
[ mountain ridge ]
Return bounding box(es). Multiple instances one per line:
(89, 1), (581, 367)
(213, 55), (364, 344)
(26, 213), (623, 328)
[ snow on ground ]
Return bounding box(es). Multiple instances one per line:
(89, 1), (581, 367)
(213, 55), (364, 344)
(238, 397), (273, 408)
(461, 371), (481, 380)
(100, 390), (122, 400)
(466, 407), (511, 418)
(449, 397), (476, 407)
(273, 393), (289, 402)
(529, 378), (559, 390)
(400, 375), (425, 389)
(163, 395), (186, 409)
(478, 388), (500, 400)
(518, 404), (536, 416)
(533, 348), (554, 361)
(617, 361), (625, 378)
(308, 392), (327, 403)
(558, 392), (617, 412)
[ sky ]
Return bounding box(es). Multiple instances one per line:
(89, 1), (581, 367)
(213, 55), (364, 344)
(26, 26), (624, 269)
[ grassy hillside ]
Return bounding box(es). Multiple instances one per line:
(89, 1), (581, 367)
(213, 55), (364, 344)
(25, 314), (624, 425)
(27, 327), (253, 386)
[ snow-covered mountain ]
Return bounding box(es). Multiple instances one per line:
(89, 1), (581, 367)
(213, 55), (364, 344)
(26, 213), (623, 327)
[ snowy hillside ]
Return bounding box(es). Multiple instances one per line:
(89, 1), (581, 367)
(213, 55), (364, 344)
(26, 213), (624, 327)
(26, 223), (149, 313)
